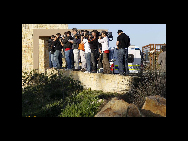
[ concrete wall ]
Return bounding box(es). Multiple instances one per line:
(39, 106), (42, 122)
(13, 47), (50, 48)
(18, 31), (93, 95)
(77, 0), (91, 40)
(46, 69), (135, 94)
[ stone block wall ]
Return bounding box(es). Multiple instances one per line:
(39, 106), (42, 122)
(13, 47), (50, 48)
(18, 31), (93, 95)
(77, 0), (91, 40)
(22, 24), (68, 73)
(46, 69), (135, 94)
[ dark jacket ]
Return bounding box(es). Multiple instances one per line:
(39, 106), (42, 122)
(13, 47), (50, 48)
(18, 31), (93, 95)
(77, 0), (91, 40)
(73, 35), (81, 49)
(89, 37), (98, 50)
(62, 36), (73, 49)
(49, 39), (55, 54)
(53, 37), (62, 51)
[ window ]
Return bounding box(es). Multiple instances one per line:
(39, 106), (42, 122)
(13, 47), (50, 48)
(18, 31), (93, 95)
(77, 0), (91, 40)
(128, 54), (134, 63)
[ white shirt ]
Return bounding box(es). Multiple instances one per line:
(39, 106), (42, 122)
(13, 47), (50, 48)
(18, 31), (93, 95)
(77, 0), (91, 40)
(83, 38), (91, 53)
(98, 36), (109, 52)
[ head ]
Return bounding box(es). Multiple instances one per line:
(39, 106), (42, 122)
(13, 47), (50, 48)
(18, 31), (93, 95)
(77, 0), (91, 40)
(66, 31), (71, 37)
(72, 28), (78, 36)
(117, 30), (123, 35)
(56, 33), (61, 37)
(85, 33), (89, 39)
(92, 30), (97, 37)
(162, 46), (166, 52)
(101, 31), (107, 37)
(51, 35), (55, 39)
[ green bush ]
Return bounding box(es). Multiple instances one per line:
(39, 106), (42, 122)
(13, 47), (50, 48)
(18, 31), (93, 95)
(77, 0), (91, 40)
(22, 70), (106, 117)
(22, 70), (83, 117)
(58, 90), (103, 117)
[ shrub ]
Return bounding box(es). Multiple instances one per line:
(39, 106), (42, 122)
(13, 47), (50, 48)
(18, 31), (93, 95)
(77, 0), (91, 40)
(22, 70), (83, 117)
(58, 90), (103, 117)
(125, 70), (166, 109)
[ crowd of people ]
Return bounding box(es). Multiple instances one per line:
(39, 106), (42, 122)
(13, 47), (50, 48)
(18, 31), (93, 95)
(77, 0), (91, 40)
(48, 28), (131, 75)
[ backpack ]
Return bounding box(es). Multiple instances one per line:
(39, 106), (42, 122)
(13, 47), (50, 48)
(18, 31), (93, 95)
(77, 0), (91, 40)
(78, 43), (85, 51)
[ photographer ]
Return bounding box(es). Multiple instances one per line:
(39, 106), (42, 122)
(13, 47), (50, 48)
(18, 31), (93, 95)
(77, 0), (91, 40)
(98, 31), (111, 74)
(70, 28), (81, 70)
(61, 31), (73, 70)
(48, 35), (55, 68)
(78, 31), (86, 72)
(82, 31), (91, 73)
(88, 30), (98, 73)
(53, 33), (62, 69)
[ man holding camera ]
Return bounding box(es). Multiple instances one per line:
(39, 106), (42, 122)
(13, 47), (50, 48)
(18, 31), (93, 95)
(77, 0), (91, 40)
(61, 31), (73, 70)
(98, 31), (111, 74)
(88, 30), (98, 73)
(70, 28), (81, 70)
(116, 30), (130, 76)
(48, 35), (55, 68)
(53, 33), (62, 69)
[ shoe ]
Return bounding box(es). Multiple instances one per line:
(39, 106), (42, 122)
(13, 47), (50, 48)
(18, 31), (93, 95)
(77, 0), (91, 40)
(84, 71), (90, 73)
(73, 69), (80, 71)
(81, 68), (86, 72)
(91, 70), (97, 73)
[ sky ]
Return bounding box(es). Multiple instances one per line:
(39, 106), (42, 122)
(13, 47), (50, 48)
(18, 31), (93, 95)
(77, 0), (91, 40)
(68, 24), (166, 50)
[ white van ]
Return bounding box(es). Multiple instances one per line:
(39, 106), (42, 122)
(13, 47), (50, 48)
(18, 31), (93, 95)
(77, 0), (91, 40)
(111, 46), (142, 74)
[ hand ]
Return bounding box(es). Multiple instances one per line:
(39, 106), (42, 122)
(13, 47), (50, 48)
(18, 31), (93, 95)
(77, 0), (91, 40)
(54, 37), (57, 41)
(97, 58), (99, 60)
(99, 36), (101, 39)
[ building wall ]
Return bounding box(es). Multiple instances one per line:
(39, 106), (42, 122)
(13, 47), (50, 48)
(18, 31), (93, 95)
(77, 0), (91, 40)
(46, 69), (135, 94)
(22, 24), (68, 73)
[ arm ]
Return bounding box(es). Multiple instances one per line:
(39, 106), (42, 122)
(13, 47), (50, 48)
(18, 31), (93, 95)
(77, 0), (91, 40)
(98, 38), (104, 43)
(76, 38), (81, 44)
(62, 38), (68, 44)
(53, 37), (58, 46)
(116, 41), (119, 46)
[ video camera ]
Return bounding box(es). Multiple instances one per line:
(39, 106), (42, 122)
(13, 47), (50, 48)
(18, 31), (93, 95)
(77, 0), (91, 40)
(97, 31), (113, 41)
(75, 30), (85, 38)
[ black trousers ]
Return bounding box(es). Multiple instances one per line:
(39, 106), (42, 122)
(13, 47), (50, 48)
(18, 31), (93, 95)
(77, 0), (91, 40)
(91, 49), (98, 72)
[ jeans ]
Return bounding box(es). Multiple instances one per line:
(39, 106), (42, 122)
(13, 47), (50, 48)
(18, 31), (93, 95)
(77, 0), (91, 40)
(54, 50), (61, 69)
(65, 49), (72, 69)
(85, 52), (91, 72)
(49, 52), (53, 68)
(51, 53), (55, 68)
(118, 48), (129, 75)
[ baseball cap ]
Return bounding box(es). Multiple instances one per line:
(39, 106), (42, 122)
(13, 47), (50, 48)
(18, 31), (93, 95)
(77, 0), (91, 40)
(117, 30), (123, 33)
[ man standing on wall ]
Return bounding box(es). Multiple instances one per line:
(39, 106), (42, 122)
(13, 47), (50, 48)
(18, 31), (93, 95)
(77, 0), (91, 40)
(116, 30), (130, 76)
(70, 28), (81, 70)
(88, 30), (98, 73)
(61, 31), (73, 70)
(98, 31), (111, 74)
(53, 33), (62, 69)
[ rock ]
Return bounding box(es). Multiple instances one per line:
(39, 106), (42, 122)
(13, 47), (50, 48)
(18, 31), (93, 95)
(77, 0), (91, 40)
(126, 104), (141, 117)
(95, 97), (141, 117)
(142, 95), (166, 117)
